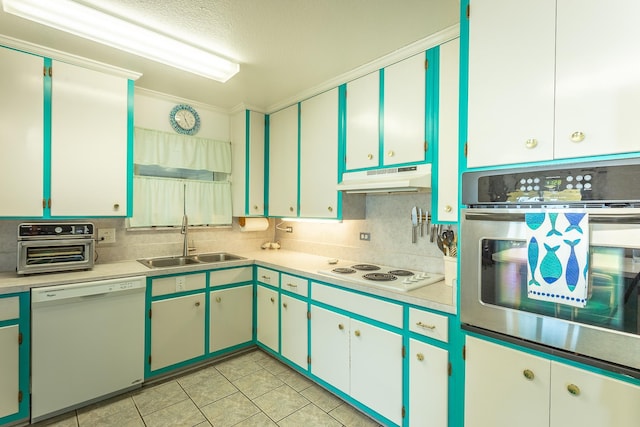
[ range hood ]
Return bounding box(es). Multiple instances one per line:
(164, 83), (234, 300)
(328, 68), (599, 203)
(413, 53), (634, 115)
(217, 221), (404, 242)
(337, 164), (432, 193)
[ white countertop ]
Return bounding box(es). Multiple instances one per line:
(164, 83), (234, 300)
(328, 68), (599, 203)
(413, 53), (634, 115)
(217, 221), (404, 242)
(0, 250), (456, 314)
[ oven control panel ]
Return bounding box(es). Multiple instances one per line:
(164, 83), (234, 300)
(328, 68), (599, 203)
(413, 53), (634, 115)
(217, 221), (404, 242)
(19, 223), (95, 238)
(462, 159), (640, 206)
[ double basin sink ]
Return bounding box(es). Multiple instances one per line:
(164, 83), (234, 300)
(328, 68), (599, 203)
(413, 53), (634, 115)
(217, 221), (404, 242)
(137, 252), (245, 269)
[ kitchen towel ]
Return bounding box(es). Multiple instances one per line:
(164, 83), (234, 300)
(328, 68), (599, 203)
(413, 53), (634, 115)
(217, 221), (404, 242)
(525, 211), (589, 308)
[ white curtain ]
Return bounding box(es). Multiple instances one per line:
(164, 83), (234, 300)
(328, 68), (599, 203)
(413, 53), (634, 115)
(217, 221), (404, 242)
(131, 127), (233, 227)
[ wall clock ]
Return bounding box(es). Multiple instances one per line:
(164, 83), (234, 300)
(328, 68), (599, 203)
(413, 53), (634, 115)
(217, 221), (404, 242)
(169, 104), (201, 135)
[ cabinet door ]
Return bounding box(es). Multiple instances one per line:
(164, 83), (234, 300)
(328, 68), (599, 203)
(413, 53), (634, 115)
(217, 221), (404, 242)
(383, 52), (426, 166)
(150, 294), (205, 371)
(310, 305), (350, 394)
(209, 285), (253, 352)
(464, 336), (550, 427)
(50, 60), (129, 216)
(467, 0), (555, 167)
(554, 0), (640, 159)
(299, 88), (339, 218)
(231, 110), (265, 216)
(280, 294), (308, 370)
(550, 361), (640, 427)
(0, 325), (19, 419)
(256, 285), (279, 352)
(435, 38), (460, 222)
(408, 338), (448, 427)
(345, 72), (379, 170)
(268, 104), (298, 217)
(350, 319), (403, 426)
(0, 48), (44, 217)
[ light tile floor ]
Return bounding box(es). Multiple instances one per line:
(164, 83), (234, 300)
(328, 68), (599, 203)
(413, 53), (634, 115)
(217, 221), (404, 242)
(32, 349), (383, 427)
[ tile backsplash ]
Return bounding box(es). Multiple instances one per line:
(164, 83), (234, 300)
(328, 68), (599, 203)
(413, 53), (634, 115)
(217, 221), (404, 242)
(0, 193), (454, 274)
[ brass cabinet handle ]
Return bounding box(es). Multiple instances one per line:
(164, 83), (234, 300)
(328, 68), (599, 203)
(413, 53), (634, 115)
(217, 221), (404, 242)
(354, 330), (361, 337)
(215, 297), (221, 303)
(282, 302), (288, 308)
(269, 297), (275, 303)
(567, 384), (581, 396)
(338, 323), (344, 330)
(416, 321), (436, 330)
(416, 353), (425, 361)
(444, 205), (452, 213)
(525, 138), (538, 149)
(195, 301), (201, 307)
(289, 206), (294, 212)
(387, 150), (395, 157)
(327, 206), (333, 212)
(113, 203), (120, 210)
(253, 205), (259, 210)
(261, 275), (270, 281)
(286, 283), (298, 288)
(367, 153), (374, 160)
(523, 369), (535, 380)
(570, 131), (585, 143)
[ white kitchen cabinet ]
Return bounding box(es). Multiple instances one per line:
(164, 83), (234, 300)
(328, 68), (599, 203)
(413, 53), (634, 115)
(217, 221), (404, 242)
(209, 285), (253, 352)
(0, 47), (44, 217)
(231, 110), (265, 217)
(345, 71), (380, 171)
(465, 335), (640, 427)
(465, 336), (551, 427)
(467, 0), (640, 167)
(299, 88), (339, 218)
(280, 294), (308, 370)
(0, 325), (19, 420)
(310, 305), (351, 394)
(267, 104), (299, 217)
(408, 338), (448, 427)
(434, 37), (460, 222)
(150, 293), (206, 371)
(256, 284), (279, 352)
(383, 52), (427, 166)
(50, 60), (129, 216)
(549, 361), (640, 427)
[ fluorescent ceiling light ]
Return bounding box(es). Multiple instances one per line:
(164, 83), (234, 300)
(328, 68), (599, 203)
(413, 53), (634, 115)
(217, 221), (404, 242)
(2, 0), (239, 82)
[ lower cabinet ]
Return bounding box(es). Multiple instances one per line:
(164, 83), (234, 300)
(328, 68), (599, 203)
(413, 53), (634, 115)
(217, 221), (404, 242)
(465, 335), (640, 427)
(256, 284), (279, 352)
(408, 339), (448, 427)
(310, 305), (350, 393)
(209, 285), (253, 352)
(280, 294), (308, 369)
(0, 294), (28, 425)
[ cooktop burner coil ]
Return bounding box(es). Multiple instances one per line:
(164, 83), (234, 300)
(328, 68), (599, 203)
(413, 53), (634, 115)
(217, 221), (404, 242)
(351, 264), (381, 271)
(363, 272), (397, 282)
(332, 268), (356, 274)
(388, 270), (414, 276)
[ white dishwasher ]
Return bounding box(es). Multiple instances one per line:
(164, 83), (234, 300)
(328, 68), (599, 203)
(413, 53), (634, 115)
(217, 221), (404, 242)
(31, 276), (146, 422)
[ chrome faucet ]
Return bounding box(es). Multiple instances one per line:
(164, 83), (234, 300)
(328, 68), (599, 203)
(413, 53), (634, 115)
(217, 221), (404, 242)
(181, 214), (189, 257)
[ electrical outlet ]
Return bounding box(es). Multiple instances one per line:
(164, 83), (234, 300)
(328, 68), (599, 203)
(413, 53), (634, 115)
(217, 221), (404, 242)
(175, 277), (186, 292)
(359, 232), (371, 241)
(97, 228), (116, 244)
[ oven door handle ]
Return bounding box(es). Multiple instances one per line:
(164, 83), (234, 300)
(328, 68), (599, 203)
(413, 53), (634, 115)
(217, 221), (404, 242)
(464, 211), (640, 224)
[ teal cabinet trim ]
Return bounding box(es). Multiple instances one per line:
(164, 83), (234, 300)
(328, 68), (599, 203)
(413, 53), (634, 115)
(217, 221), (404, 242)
(425, 48), (439, 165)
(337, 85), (347, 218)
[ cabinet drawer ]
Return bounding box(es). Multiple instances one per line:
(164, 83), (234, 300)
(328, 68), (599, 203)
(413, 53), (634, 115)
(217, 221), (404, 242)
(311, 282), (402, 328)
(408, 308), (448, 343)
(152, 273), (206, 296)
(209, 267), (252, 287)
(280, 273), (308, 297)
(256, 267), (279, 287)
(0, 296), (19, 321)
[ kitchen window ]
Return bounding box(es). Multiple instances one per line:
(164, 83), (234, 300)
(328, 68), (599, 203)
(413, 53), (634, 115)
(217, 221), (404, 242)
(129, 127), (232, 227)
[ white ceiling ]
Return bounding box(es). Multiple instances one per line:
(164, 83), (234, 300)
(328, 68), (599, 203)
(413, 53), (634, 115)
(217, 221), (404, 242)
(0, 0), (460, 112)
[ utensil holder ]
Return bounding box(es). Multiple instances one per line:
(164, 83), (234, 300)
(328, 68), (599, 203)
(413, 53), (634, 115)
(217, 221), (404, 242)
(443, 255), (457, 287)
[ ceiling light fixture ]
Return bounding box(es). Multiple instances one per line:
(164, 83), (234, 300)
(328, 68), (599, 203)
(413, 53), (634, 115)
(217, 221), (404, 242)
(2, 0), (240, 82)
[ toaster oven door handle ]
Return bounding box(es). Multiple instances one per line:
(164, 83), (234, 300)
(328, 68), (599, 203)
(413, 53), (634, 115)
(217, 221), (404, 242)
(464, 211), (640, 224)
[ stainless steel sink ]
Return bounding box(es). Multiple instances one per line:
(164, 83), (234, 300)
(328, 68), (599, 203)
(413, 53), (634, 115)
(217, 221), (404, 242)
(137, 252), (245, 269)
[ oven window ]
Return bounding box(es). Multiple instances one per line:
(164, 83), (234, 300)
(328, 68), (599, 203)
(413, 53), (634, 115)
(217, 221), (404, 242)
(480, 239), (640, 336)
(25, 245), (87, 265)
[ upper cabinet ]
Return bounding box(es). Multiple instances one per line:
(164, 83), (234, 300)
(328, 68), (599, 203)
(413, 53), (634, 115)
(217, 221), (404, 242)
(344, 51), (430, 171)
(467, 0), (640, 168)
(267, 104), (299, 217)
(231, 110), (265, 217)
(0, 46), (132, 218)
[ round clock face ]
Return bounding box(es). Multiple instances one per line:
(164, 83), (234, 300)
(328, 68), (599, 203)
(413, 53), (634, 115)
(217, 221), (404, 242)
(169, 104), (201, 135)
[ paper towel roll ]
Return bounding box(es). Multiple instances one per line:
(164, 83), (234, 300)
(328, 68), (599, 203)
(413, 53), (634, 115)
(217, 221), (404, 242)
(239, 217), (269, 232)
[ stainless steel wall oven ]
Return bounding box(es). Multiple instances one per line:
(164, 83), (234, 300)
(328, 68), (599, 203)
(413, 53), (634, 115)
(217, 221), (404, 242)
(17, 223), (95, 275)
(461, 159), (640, 377)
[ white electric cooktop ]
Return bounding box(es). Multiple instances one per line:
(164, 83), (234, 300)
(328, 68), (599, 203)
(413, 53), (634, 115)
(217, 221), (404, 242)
(318, 263), (443, 292)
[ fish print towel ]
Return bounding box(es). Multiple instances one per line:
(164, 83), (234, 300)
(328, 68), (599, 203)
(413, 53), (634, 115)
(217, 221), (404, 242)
(525, 211), (589, 308)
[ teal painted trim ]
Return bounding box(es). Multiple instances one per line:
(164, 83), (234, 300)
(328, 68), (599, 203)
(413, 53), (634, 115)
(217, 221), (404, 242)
(252, 269), (258, 342)
(296, 102), (301, 217)
(143, 278), (153, 379)
(337, 85), (347, 217)
(378, 69), (385, 167)
(43, 57), (52, 218)
(207, 341), (255, 359)
(146, 353), (211, 379)
(150, 288), (206, 302)
(311, 299), (403, 335)
(126, 79), (134, 217)
(425, 48), (439, 165)
(0, 318), (18, 328)
(264, 114), (270, 216)
(244, 110), (251, 216)
(204, 273), (211, 355)
(401, 306), (410, 427)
